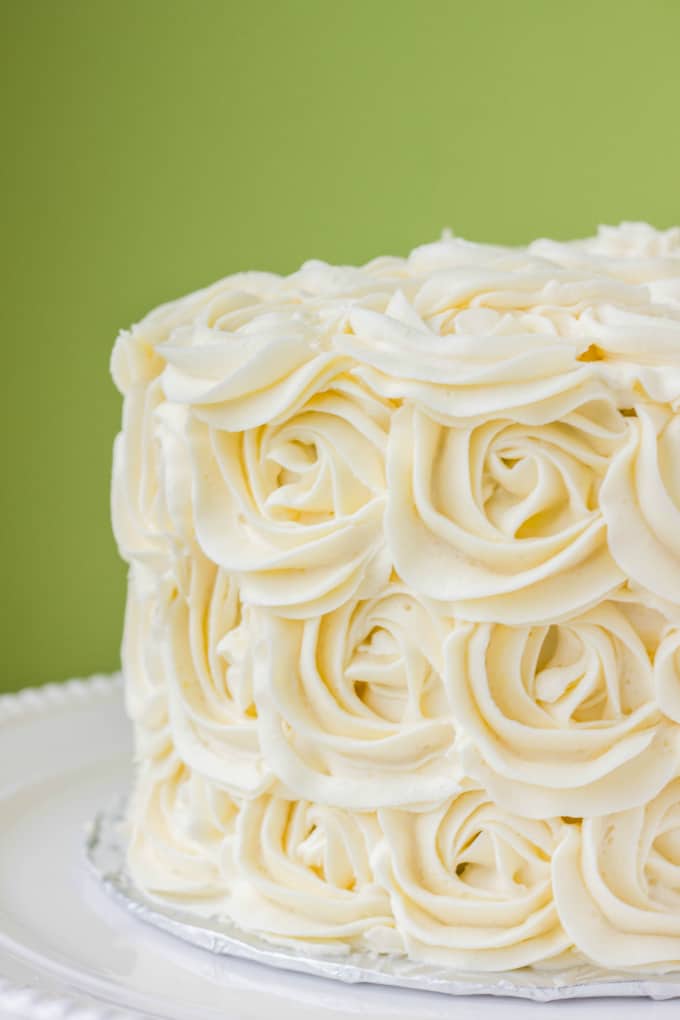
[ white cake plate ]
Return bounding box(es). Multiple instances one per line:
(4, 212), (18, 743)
(0, 676), (678, 1020)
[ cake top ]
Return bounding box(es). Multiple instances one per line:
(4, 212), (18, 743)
(112, 222), (680, 622)
(113, 222), (680, 415)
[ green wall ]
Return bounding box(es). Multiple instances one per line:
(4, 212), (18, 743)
(2, 1), (680, 692)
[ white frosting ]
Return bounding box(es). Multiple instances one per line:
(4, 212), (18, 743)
(128, 757), (237, 899)
(114, 223), (680, 974)
(385, 398), (626, 623)
(164, 552), (272, 799)
(227, 795), (395, 949)
(375, 789), (571, 970)
(553, 778), (680, 970)
(183, 376), (390, 617)
(601, 403), (680, 604)
(252, 576), (461, 809)
(446, 602), (679, 818)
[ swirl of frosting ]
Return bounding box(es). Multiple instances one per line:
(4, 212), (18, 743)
(530, 224), (680, 311)
(336, 287), (616, 424)
(128, 757), (239, 899)
(122, 565), (173, 763)
(580, 222), (680, 259)
(573, 304), (680, 368)
(183, 375), (391, 618)
(374, 789), (570, 970)
(252, 575), (460, 808)
(530, 222), (680, 281)
(446, 601), (679, 818)
(111, 269), (285, 391)
(112, 274), (330, 573)
(162, 330), (352, 433)
(163, 550), (271, 798)
(601, 404), (680, 606)
(227, 794), (395, 949)
(157, 257), (413, 434)
(553, 778), (680, 970)
(386, 397), (625, 623)
(655, 627), (680, 723)
(112, 377), (194, 576)
(334, 254), (680, 412)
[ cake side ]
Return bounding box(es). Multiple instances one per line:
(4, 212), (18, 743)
(112, 223), (680, 973)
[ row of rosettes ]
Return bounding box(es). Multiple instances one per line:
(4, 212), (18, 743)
(128, 754), (680, 973)
(111, 226), (680, 625)
(124, 551), (680, 819)
(112, 359), (680, 625)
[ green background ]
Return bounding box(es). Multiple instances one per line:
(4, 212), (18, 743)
(2, 1), (680, 692)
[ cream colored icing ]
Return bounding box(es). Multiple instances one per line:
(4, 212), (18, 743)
(113, 223), (680, 973)
(374, 789), (572, 970)
(553, 778), (680, 970)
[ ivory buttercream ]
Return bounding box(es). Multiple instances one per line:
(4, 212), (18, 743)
(113, 223), (680, 972)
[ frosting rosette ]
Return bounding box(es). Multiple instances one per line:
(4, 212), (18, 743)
(156, 254), (411, 435)
(337, 240), (680, 413)
(227, 794), (395, 950)
(112, 377), (194, 576)
(566, 300), (680, 408)
(122, 565), (173, 762)
(128, 757), (238, 900)
(111, 269), (284, 394)
(336, 288), (603, 423)
(445, 602), (679, 818)
(253, 579), (460, 808)
(110, 273), (292, 545)
(374, 789), (570, 970)
(386, 397), (626, 623)
(656, 627), (680, 723)
(163, 550), (271, 798)
(553, 778), (680, 970)
(601, 404), (680, 606)
(182, 373), (391, 618)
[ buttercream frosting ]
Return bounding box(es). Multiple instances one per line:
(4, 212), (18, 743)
(113, 223), (680, 973)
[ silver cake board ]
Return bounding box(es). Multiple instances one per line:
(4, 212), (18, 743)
(85, 802), (680, 1002)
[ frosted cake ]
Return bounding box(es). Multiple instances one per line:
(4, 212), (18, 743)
(112, 222), (680, 973)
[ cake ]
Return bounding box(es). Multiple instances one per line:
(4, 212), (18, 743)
(112, 222), (680, 975)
